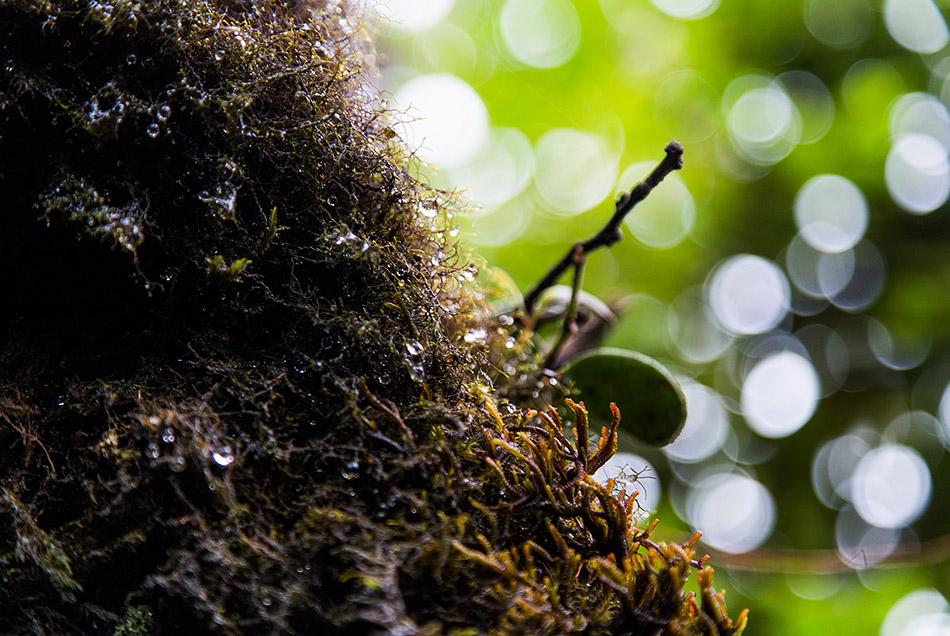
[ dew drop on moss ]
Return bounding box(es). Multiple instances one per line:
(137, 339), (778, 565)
(146, 123), (160, 138)
(212, 447), (234, 467)
(341, 460), (359, 480)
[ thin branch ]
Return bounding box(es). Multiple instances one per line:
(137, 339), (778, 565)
(522, 140), (685, 319)
(544, 245), (586, 369)
(704, 531), (950, 575)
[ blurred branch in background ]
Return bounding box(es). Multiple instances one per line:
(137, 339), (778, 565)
(707, 530), (950, 575)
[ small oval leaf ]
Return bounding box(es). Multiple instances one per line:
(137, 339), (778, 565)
(563, 347), (687, 446)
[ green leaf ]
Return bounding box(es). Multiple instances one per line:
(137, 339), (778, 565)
(563, 347), (687, 447)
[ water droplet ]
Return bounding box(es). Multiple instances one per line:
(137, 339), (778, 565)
(169, 455), (186, 472)
(125, 53), (137, 65)
(146, 443), (160, 459)
(342, 460), (360, 480)
(463, 328), (488, 344)
(406, 340), (424, 356)
(212, 447), (234, 466)
(420, 200), (439, 218)
(147, 122), (160, 138)
(156, 105), (171, 121)
(161, 428), (176, 443)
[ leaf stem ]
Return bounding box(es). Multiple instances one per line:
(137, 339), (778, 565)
(544, 244), (586, 369)
(522, 140), (684, 319)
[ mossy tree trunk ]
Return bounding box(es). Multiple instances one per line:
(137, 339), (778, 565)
(0, 1), (746, 634)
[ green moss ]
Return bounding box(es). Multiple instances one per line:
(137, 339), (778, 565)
(0, 1), (746, 634)
(114, 605), (154, 636)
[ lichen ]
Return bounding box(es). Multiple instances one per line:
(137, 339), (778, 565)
(0, 0), (746, 634)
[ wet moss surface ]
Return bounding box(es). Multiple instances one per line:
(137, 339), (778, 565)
(0, 1), (747, 634)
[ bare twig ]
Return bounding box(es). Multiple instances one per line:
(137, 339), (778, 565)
(523, 140), (685, 319)
(1, 390), (56, 475)
(543, 245), (586, 369)
(704, 531), (950, 574)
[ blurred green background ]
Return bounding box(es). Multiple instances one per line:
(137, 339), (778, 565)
(372, 0), (950, 633)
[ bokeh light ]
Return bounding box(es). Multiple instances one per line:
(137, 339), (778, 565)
(868, 318), (931, 371)
(835, 505), (900, 568)
(796, 324), (850, 396)
(778, 70), (836, 144)
(687, 472), (775, 553)
(375, 0), (454, 34)
(654, 70), (719, 142)
(827, 240), (887, 312)
(811, 433), (875, 509)
(885, 133), (950, 214)
(889, 92), (950, 152)
(851, 443), (931, 529)
(451, 127), (534, 208)
(741, 351), (820, 438)
(601, 3), (689, 80)
(534, 128), (618, 215)
(803, 0), (875, 50)
(937, 380), (950, 450)
(841, 58), (906, 130)
(883, 0), (950, 54)
(461, 192), (534, 247)
(664, 379), (729, 462)
(785, 234), (854, 299)
(794, 174), (868, 253)
(724, 75), (801, 165)
(667, 286), (733, 363)
(707, 254), (790, 335)
(392, 73), (489, 169)
(417, 23), (481, 81)
(786, 573), (846, 601)
(649, 0), (720, 21)
(617, 161), (695, 248)
(499, 0), (581, 69)
(881, 589), (950, 636)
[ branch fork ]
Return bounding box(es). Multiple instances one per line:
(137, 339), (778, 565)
(522, 141), (685, 364)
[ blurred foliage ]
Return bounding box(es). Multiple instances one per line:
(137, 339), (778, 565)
(376, 0), (950, 633)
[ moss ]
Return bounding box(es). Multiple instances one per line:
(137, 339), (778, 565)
(0, 0), (746, 634)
